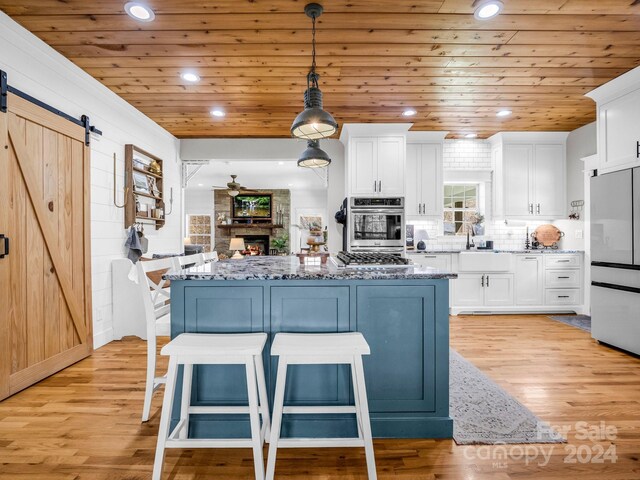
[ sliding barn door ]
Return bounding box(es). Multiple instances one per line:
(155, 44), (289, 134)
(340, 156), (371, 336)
(0, 93), (92, 401)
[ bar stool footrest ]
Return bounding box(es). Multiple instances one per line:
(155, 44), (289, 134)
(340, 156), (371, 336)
(165, 438), (256, 449)
(277, 438), (365, 448)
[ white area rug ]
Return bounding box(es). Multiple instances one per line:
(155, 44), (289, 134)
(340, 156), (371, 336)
(450, 350), (565, 445)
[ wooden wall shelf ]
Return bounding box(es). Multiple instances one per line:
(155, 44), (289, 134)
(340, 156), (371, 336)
(124, 144), (166, 230)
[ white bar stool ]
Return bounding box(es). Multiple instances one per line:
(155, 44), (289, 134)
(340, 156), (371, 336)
(266, 332), (377, 480)
(153, 333), (271, 480)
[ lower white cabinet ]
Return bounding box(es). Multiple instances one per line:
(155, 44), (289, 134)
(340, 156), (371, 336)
(450, 252), (584, 315)
(453, 273), (514, 307)
(515, 255), (544, 305)
(410, 253), (451, 271)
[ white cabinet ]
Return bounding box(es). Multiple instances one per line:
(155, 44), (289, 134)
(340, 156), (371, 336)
(450, 251), (584, 315)
(348, 136), (405, 196)
(453, 274), (485, 306)
(406, 142), (443, 218)
(411, 253), (451, 271)
(453, 273), (514, 307)
(350, 137), (378, 195)
(587, 69), (640, 173)
(515, 255), (544, 305)
(490, 133), (568, 219)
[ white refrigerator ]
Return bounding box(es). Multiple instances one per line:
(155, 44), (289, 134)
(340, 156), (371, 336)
(590, 167), (640, 355)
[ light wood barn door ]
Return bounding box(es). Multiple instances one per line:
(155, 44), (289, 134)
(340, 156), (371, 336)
(0, 93), (92, 400)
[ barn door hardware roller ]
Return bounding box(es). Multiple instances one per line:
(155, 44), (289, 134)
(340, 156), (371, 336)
(0, 70), (102, 145)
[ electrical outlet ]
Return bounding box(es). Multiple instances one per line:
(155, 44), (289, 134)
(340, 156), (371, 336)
(575, 229), (584, 239)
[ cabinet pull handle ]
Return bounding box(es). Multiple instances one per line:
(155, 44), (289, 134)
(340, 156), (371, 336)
(424, 255), (437, 258)
(481, 275), (485, 287)
(486, 275), (490, 287)
(423, 203), (426, 214)
(525, 257), (538, 260)
(378, 180), (382, 192)
(536, 203), (541, 214)
(558, 295), (570, 298)
(420, 203), (423, 214)
(637, 141), (640, 159)
(0, 234), (8, 259)
(373, 180), (377, 193)
(529, 203), (533, 214)
(558, 276), (570, 279)
(558, 260), (570, 263)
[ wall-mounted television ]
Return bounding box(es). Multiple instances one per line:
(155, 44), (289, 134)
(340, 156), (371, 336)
(232, 194), (272, 220)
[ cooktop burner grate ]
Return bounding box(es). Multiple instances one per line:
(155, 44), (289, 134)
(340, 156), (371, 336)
(336, 251), (409, 266)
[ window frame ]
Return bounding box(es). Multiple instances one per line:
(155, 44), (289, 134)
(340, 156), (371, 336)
(443, 183), (480, 236)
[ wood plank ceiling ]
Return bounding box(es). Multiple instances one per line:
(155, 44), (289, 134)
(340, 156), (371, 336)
(2, 0), (640, 138)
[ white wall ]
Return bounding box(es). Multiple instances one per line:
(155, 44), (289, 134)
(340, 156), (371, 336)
(290, 189), (329, 252)
(0, 13), (182, 348)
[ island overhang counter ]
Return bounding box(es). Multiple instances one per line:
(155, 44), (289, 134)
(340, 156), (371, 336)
(164, 256), (456, 439)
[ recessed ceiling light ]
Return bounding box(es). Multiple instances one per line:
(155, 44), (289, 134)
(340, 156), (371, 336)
(474, 0), (504, 20)
(465, 133), (478, 139)
(181, 72), (200, 83)
(402, 109), (417, 117)
(288, 183), (294, 187)
(198, 183), (203, 187)
(124, 2), (155, 22)
(496, 109), (512, 117)
(278, 161), (285, 165)
(210, 109), (225, 118)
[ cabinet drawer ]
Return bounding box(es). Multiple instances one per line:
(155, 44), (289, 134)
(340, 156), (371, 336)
(544, 254), (581, 269)
(545, 269), (581, 288)
(545, 289), (581, 305)
(411, 254), (451, 271)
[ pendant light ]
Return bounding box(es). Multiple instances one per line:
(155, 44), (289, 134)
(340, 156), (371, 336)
(298, 140), (332, 168)
(290, 3), (338, 140)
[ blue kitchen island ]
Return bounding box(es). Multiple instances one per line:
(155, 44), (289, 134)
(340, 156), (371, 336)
(165, 256), (456, 439)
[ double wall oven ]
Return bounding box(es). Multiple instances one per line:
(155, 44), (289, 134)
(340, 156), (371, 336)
(348, 197), (404, 255)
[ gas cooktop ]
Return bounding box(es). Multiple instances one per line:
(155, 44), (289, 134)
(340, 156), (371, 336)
(335, 251), (410, 267)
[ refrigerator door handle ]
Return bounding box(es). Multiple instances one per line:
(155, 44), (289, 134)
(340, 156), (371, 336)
(592, 281), (640, 294)
(592, 261), (640, 271)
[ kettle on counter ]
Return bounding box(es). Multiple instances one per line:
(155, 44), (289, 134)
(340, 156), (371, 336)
(416, 240), (426, 251)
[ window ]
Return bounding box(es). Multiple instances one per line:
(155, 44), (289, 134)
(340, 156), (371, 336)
(186, 214), (212, 251)
(443, 184), (478, 236)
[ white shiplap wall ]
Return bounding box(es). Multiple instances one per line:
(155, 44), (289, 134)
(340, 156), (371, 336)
(0, 13), (183, 347)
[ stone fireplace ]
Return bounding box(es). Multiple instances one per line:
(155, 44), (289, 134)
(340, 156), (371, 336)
(214, 189), (290, 256)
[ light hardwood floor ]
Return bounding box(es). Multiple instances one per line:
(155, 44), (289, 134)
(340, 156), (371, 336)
(1, 315), (639, 479)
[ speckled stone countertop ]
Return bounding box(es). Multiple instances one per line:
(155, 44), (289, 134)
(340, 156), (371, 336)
(164, 255), (457, 281)
(407, 249), (584, 254)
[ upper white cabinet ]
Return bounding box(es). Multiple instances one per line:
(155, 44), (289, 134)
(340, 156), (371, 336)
(405, 132), (447, 218)
(342, 124), (412, 197)
(587, 68), (640, 173)
(490, 132), (568, 219)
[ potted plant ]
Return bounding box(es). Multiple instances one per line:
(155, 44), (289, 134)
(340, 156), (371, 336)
(271, 233), (289, 255)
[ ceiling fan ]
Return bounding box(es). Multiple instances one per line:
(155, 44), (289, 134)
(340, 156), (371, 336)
(212, 175), (251, 197)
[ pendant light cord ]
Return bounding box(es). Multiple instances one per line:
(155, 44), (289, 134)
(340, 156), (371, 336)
(308, 13), (319, 89)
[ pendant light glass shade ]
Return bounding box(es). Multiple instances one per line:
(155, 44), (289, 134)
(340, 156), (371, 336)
(298, 140), (332, 168)
(291, 4), (338, 140)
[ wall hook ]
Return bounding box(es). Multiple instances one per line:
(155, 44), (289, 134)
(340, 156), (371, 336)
(113, 153), (129, 208)
(164, 187), (174, 215)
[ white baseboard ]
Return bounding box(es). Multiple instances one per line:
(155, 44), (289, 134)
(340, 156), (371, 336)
(93, 328), (114, 349)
